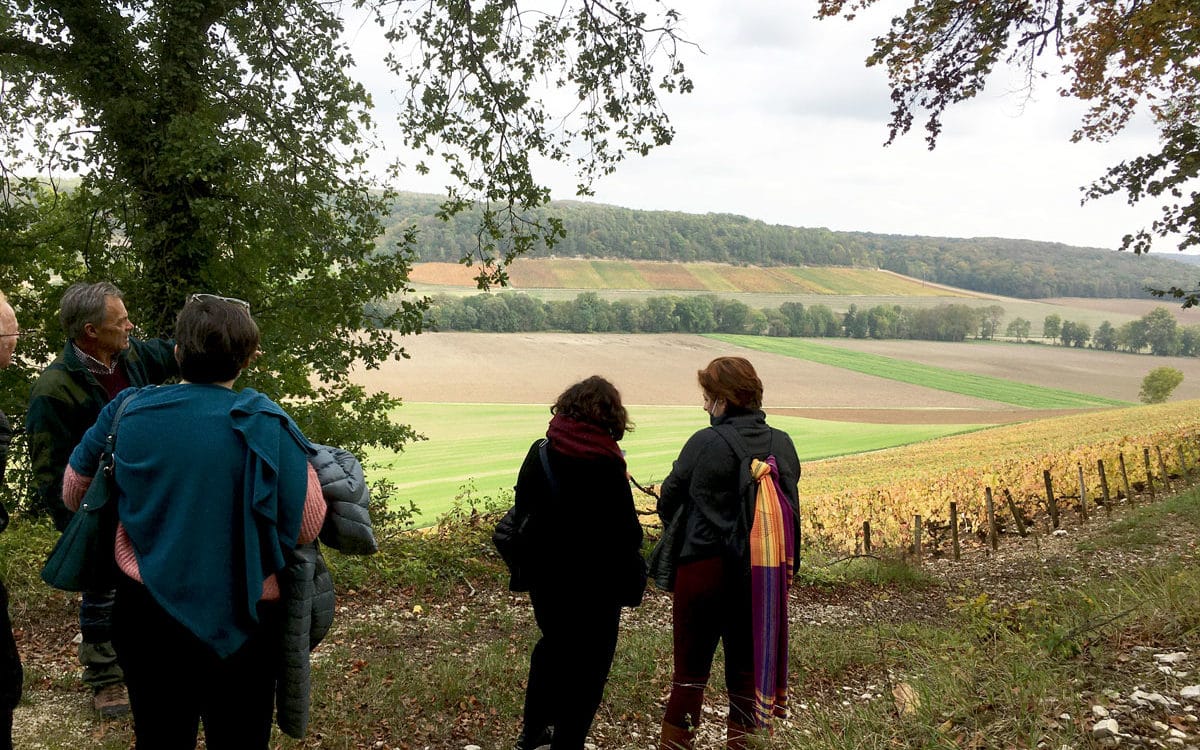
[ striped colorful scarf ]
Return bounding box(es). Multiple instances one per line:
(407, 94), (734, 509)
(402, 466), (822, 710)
(749, 454), (795, 727)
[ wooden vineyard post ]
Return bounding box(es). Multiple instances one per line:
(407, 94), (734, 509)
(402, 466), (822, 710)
(985, 487), (998, 551)
(913, 515), (922, 565)
(1156, 446), (1171, 492)
(1043, 470), (1059, 529)
(1077, 464), (1089, 522)
(949, 501), (960, 561)
(1178, 442), (1189, 480)
(1002, 488), (1027, 537)
(1097, 459), (1112, 518)
(862, 521), (872, 554)
(1144, 448), (1156, 500)
(1119, 452), (1133, 506)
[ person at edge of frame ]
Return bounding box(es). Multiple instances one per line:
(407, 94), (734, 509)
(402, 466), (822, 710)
(25, 282), (178, 718)
(0, 290), (26, 750)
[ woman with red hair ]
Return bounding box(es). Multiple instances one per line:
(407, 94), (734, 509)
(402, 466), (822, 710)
(656, 357), (801, 750)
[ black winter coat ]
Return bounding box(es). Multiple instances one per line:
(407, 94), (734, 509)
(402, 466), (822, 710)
(514, 440), (646, 606)
(657, 409), (801, 567)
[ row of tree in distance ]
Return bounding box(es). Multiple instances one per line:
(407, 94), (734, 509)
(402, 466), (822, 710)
(389, 292), (1200, 357)
(1039, 308), (1200, 355)
(382, 193), (1194, 301)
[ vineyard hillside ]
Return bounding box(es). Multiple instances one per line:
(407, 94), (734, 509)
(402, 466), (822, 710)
(802, 399), (1200, 550)
(404, 260), (1182, 331)
(409, 259), (977, 297)
(385, 191), (1196, 300)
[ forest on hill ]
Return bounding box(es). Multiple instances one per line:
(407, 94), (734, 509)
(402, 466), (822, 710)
(382, 193), (1194, 300)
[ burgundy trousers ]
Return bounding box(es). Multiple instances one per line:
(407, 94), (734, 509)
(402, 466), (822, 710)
(664, 556), (756, 730)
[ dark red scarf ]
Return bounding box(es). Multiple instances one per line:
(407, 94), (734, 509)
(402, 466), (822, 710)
(546, 413), (625, 466)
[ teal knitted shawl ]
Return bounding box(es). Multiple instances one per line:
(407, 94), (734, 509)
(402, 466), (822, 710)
(70, 384), (313, 658)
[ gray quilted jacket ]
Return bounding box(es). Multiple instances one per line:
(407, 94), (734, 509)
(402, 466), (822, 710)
(276, 445), (377, 738)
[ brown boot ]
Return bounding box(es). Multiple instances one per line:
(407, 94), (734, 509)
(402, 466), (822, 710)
(659, 720), (694, 750)
(726, 719), (755, 750)
(93, 683), (130, 719)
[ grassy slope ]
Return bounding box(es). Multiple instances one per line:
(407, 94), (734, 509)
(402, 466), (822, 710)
(710, 334), (1132, 408)
(9, 479), (1199, 748)
(367, 403), (983, 524)
(307, 489), (1200, 750)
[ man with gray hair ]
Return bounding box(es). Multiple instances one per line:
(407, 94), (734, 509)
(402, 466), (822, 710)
(0, 291), (24, 749)
(26, 281), (177, 718)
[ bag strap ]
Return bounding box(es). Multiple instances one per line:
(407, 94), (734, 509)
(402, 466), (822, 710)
(710, 423), (777, 463)
(538, 439), (561, 500)
(100, 390), (141, 476)
(710, 423), (779, 561)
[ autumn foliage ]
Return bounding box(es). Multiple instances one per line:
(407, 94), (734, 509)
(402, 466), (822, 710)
(803, 400), (1200, 550)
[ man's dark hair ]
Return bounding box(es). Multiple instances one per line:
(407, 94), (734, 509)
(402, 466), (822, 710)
(551, 375), (633, 441)
(174, 296), (259, 383)
(60, 282), (123, 340)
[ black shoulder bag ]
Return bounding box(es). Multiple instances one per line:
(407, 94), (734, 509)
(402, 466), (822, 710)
(493, 440), (557, 592)
(40, 392), (138, 592)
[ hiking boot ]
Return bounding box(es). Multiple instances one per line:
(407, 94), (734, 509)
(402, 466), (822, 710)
(515, 725), (553, 750)
(93, 684), (130, 719)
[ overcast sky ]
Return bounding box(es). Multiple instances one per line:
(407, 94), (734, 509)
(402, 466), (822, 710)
(346, 1), (1177, 253)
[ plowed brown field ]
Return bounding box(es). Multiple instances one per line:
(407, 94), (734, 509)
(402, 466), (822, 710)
(346, 332), (1150, 424)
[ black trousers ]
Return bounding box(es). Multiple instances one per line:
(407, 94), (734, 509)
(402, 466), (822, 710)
(523, 589), (622, 750)
(0, 578), (22, 750)
(113, 577), (280, 750)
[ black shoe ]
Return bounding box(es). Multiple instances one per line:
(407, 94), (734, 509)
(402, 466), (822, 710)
(515, 725), (553, 750)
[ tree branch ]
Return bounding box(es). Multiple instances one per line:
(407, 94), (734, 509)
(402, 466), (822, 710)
(0, 34), (69, 73)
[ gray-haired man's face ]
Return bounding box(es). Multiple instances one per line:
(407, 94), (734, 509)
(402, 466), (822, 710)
(0, 303), (17, 369)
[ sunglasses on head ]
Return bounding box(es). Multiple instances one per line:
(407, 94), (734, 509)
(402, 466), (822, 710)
(187, 293), (251, 314)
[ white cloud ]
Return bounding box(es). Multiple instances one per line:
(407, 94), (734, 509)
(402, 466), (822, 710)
(347, 1), (1187, 254)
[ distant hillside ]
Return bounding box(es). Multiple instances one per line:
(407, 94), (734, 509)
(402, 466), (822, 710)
(380, 193), (1195, 300)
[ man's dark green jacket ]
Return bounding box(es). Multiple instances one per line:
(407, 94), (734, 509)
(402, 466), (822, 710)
(26, 338), (177, 531)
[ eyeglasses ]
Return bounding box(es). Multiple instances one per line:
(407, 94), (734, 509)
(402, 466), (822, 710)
(187, 293), (251, 314)
(0, 332), (26, 339)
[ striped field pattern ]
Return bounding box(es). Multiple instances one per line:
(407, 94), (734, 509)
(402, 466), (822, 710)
(408, 259), (974, 296)
(709, 335), (1131, 409)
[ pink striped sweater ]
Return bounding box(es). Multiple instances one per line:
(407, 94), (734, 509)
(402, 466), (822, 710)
(63, 464), (326, 601)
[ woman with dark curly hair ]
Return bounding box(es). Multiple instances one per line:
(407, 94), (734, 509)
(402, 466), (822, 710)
(513, 375), (647, 750)
(656, 357), (801, 750)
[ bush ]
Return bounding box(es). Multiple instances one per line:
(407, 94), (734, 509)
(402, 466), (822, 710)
(1139, 366), (1184, 404)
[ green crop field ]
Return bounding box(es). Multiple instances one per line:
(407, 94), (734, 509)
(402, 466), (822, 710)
(709, 334), (1132, 409)
(365, 402), (984, 525)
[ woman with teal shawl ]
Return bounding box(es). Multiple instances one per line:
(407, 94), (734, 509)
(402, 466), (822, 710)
(63, 294), (325, 749)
